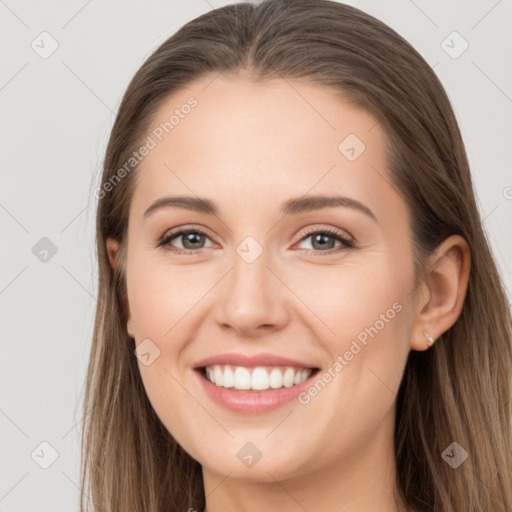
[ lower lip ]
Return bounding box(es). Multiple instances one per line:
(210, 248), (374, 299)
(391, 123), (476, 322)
(194, 368), (318, 414)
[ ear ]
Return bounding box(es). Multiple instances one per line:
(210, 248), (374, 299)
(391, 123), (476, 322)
(410, 235), (471, 351)
(106, 237), (120, 272)
(106, 237), (134, 338)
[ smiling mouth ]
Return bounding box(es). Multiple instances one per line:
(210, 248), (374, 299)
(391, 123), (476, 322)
(198, 364), (320, 392)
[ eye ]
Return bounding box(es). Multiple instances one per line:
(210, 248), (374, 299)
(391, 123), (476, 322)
(157, 226), (355, 256)
(294, 228), (355, 255)
(158, 227), (216, 254)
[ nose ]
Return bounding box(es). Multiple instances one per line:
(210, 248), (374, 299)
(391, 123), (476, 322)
(213, 248), (290, 338)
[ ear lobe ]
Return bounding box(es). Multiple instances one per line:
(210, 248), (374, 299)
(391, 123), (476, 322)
(410, 235), (471, 351)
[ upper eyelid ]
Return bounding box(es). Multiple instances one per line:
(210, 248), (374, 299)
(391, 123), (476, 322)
(161, 225), (217, 243)
(161, 224), (352, 239)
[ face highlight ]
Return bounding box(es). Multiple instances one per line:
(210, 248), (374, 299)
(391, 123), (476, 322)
(113, 75), (420, 494)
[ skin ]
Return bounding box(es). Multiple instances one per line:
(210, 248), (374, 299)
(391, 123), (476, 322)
(107, 74), (470, 512)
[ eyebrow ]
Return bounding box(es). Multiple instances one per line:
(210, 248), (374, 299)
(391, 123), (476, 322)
(143, 194), (377, 222)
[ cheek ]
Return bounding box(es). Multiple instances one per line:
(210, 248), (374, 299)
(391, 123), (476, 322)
(126, 252), (210, 340)
(289, 266), (411, 465)
(295, 255), (413, 401)
(289, 257), (410, 346)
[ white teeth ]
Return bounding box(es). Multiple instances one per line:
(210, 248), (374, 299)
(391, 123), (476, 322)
(204, 365), (313, 391)
(222, 366), (234, 388)
(214, 366), (224, 387)
(283, 367), (295, 388)
(269, 368), (283, 388)
(233, 367), (251, 389)
(251, 368), (269, 390)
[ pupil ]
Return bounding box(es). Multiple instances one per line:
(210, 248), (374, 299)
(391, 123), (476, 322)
(313, 233), (334, 250)
(184, 232), (204, 249)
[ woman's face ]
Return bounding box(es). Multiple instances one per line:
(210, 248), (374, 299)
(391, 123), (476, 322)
(116, 75), (421, 483)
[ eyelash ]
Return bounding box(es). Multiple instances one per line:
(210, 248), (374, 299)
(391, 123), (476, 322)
(157, 226), (355, 256)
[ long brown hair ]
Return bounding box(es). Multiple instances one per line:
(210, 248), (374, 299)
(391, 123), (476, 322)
(80, 1), (512, 510)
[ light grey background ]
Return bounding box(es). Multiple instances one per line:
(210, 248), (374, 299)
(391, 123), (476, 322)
(1, 0), (511, 510)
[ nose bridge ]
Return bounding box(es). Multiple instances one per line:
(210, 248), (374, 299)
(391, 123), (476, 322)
(214, 235), (288, 334)
(231, 239), (270, 295)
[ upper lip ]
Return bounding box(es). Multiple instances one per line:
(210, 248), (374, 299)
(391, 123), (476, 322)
(193, 352), (319, 369)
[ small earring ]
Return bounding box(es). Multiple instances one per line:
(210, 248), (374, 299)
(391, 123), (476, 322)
(424, 331), (434, 348)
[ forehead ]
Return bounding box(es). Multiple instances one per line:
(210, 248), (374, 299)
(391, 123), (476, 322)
(129, 74), (403, 226)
